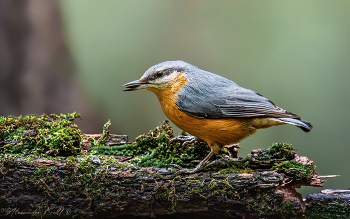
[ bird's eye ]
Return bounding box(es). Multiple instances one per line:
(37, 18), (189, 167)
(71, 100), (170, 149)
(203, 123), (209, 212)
(156, 71), (163, 78)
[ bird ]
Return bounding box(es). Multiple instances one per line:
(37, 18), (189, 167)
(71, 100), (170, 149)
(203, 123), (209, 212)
(123, 60), (313, 175)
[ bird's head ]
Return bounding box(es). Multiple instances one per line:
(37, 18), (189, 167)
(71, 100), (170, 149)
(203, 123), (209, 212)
(123, 60), (191, 93)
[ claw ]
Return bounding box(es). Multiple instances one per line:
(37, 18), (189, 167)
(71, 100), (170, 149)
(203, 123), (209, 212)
(174, 168), (197, 176)
(168, 135), (202, 148)
(167, 163), (183, 170)
(166, 164), (190, 176)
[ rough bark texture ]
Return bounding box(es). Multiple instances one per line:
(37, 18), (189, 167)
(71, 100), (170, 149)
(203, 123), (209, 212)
(0, 117), (345, 218)
(0, 153), (333, 219)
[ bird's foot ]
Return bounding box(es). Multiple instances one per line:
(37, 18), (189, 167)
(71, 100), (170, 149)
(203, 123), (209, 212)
(165, 150), (216, 176)
(167, 164), (202, 176)
(205, 159), (231, 169)
(173, 168), (198, 176)
(168, 135), (202, 148)
(166, 158), (231, 176)
(225, 144), (241, 158)
(167, 163), (184, 170)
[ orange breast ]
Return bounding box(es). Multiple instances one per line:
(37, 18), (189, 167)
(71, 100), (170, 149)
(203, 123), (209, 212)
(149, 74), (257, 146)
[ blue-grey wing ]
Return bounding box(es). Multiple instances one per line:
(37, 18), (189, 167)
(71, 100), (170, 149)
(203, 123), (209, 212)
(176, 73), (299, 119)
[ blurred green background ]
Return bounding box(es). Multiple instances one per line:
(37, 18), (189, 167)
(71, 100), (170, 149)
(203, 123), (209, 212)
(1, 0), (348, 197)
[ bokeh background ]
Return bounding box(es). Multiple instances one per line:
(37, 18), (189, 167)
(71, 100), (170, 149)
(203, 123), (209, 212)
(1, 0), (349, 196)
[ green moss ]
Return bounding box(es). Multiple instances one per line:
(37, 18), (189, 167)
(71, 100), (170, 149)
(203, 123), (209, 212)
(92, 121), (224, 169)
(91, 143), (138, 156)
(96, 120), (111, 145)
(249, 191), (302, 218)
(0, 115), (326, 217)
(304, 201), (350, 218)
(1, 115), (318, 181)
(268, 143), (296, 159)
(254, 143), (296, 160)
(66, 156), (78, 167)
(0, 112), (82, 156)
(92, 123), (318, 181)
(208, 178), (218, 190)
(213, 158), (253, 174)
(215, 166), (253, 174)
(152, 179), (178, 214)
(271, 160), (316, 180)
(4, 153), (128, 217)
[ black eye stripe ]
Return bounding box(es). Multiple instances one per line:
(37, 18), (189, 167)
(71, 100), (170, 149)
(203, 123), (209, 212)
(157, 68), (174, 76)
(148, 67), (184, 81)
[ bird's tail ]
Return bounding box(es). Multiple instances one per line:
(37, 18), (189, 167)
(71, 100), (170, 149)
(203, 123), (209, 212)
(277, 118), (313, 132)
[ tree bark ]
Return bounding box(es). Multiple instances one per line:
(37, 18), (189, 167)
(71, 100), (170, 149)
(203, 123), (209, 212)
(0, 120), (346, 218)
(1, 153), (339, 219)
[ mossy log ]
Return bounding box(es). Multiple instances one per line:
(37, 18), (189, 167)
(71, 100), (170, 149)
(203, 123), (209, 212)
(0, 154), (326, 219)
(0, 113), (347, 218)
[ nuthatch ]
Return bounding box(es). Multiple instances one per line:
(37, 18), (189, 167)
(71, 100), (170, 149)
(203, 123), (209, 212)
(124, 60), (312, 174)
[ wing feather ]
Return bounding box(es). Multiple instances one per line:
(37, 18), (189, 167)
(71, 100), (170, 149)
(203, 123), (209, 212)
(176, 71), (299, 119)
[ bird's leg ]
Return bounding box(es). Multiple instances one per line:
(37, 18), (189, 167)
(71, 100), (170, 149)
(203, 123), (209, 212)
(168, 150), (215, 175)
(204, 144), (241, 169)
(168, 135), (202, 148)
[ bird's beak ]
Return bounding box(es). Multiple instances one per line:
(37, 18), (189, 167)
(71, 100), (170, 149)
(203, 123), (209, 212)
(123, 79), (149, 91)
